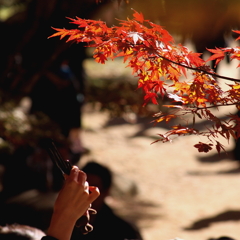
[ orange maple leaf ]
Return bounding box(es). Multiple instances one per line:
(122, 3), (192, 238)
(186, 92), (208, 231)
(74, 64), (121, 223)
(48, 27), (74, 40)
(155, 114), (177, 123)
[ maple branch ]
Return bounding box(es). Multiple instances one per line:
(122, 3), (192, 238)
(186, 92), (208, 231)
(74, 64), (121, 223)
(155, 53), (240, 82)
(129, 39), (240, 82)
(49, 11), (240, 154)
(196, 102), (239, 110)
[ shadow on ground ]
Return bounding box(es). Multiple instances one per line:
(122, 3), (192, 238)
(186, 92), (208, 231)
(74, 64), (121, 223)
(187, 150), (240, 176)
(103, 110), (237, 145)
(113, 198), (162, 228)
(183, 210), (240, 231)
(196, 151), (235, 163)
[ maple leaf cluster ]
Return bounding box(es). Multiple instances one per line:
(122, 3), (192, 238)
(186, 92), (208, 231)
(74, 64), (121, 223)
(49, 10), (240, 154)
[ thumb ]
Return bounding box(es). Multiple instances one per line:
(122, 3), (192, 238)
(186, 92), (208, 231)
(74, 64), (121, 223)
(88, 186), (100, 202)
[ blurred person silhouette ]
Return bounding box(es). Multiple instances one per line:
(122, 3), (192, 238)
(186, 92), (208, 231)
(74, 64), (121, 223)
(29, 48), (89, 165)
(0, 50), (88, 209)
(71, 161), (143, 240)
(0, 47), (89, 214)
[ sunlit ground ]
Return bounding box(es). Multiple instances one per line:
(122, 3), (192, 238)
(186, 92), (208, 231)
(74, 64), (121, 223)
(80, 38), (240, 240)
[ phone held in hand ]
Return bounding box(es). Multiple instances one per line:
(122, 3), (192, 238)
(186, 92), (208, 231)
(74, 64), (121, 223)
(44, 138), (72, 175)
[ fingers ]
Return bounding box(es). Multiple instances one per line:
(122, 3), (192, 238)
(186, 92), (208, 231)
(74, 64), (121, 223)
(69, 166), (87, 185)
(84, 181), (89, 193)
(67, 166), (100, 202)
(88, 186), (100, 202)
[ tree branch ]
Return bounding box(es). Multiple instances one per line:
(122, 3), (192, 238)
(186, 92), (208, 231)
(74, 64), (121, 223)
(156, 53), (240, 82)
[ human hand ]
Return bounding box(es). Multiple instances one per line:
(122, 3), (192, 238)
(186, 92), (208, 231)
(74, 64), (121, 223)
(47, 166), (100, 240)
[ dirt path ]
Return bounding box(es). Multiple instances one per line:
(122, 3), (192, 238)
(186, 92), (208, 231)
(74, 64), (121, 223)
(78, 106), (239, 240)
(78, 45), (240, 240)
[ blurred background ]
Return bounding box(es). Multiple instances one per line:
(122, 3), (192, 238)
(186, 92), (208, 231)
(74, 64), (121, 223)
(0, 1), (240, 240)
(0, 0), (240, 156)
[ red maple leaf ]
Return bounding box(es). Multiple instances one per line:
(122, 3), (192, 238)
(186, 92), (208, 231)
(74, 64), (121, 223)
(143, 92), (158, 105)
(94, 52), (107, 64)
(194, 142), (213, 153)
(132, 10), (145, 23)
(206, 48), (225, 67)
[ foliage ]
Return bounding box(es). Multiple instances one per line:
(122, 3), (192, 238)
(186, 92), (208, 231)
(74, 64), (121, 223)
(0, 94), (66, 155)
(84, 61), (161, 120)
(49, 10), (240, 154)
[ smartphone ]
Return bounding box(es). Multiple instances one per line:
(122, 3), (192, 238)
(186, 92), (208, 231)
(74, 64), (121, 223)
(43, 138), (95, 234)
(44, 138), (72, 175)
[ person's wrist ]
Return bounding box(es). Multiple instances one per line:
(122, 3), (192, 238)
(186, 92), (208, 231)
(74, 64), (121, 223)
(52, 208), (80, 223)
(47, 213), (76, 240)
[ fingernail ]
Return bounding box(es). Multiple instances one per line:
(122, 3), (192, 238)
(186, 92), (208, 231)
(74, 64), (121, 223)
(72, 166), (79, 171)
